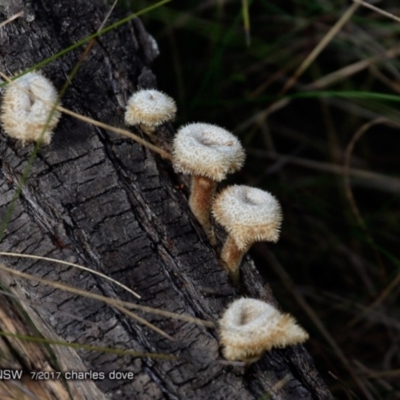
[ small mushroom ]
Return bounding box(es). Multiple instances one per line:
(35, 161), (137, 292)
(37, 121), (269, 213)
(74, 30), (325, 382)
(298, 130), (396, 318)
(173, 123), (245, 245)
(0, 71), (61, 145)
(219, 298), (309, 363)
(124, 89), (176, 136)
(212, 185), (282, 284)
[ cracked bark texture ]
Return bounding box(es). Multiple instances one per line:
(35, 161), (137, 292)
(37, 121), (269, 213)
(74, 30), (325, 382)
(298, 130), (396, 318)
(0, 1), (333, 399)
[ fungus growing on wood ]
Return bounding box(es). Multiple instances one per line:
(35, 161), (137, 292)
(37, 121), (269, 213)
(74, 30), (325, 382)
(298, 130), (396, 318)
(212, 185), (282, 284)
(219, 298), (309, 363)
(124, 89), (176, 135)
(172, 123), (245, 245)
(0, 71), (61, 145)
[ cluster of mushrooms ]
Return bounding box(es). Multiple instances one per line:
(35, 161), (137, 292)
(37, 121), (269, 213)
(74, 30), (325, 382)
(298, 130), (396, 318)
(0, 71), (309, 364)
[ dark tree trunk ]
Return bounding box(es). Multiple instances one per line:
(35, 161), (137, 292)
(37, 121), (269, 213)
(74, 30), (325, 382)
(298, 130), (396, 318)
(0, 1), (333, 399)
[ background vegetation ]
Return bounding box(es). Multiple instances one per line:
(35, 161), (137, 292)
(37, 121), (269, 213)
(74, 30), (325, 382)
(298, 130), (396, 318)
(122, 0), (400, 398)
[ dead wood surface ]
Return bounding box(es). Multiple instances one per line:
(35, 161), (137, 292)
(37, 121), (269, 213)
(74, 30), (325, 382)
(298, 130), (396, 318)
(0, 1), (334, 399)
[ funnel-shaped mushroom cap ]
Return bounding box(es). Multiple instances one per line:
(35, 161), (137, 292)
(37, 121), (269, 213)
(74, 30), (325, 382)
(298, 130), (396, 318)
(172, 123), (245, 181)
(213, 185), (282, 250)
(124, 89), (176, 127)
(1, 71), (61, 144)
(219, 298), (309, 361)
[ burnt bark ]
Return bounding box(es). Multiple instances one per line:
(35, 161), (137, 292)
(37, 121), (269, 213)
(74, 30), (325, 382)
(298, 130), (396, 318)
(0, 1), (333, 399)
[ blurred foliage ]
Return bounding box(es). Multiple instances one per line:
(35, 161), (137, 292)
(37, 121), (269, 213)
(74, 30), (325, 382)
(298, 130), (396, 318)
(121, 0), (400, 398)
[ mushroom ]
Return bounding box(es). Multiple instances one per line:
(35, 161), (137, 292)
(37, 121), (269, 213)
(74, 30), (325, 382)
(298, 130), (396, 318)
(219, 298), (309, 363)
(0, 71), (61, 145)
(124, 89), (176, 136)
(173, 123), (245, 245)
(212, 185), (282, 284)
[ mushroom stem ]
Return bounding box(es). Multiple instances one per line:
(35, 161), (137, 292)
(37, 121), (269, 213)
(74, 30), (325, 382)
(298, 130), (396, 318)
(189, 175), (217, 245)
(212, 185), (283, 285)
(173, 124), (245, 246)
(220, 235), (248, 285)
(139, 123), (156, 138)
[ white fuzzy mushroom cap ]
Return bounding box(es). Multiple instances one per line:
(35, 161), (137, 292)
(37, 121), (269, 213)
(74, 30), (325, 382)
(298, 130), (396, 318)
(0, 71), (61, 144)
(172, 123), (246, 181)
(124, 89), (176, 127)
(212, 185), (283, 250)
(219, 298), (309, 362)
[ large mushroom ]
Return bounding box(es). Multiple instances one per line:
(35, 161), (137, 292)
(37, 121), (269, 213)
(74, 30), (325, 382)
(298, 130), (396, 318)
(0, 71), (61, 145)
(173, 123), (245, 245)
(212, 185), (282, 284)
(219, 298), (309, 363)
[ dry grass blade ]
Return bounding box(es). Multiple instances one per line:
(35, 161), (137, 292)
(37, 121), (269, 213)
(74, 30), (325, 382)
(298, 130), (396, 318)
(343, 118), (398, 282)
(279, 2), (360, 95)
(342, 118), (400, 332)
(368, 272), (400, 311)
(233, 98), (290, 134)
(248, 149), (400, 194)
(99, 0), (119, 32)
(60, 0), (118, 99)
(305, 47), (400, 91)
(237, 46), (400, 135)
(0, 251), (141, 299)
(344, 266), (400, 332)
(0, 263), (214, 328)
(270, 374), (292, 393)
(0, 331), (176, 360)
(352, 0), (400, 24)
(0, 11), (24, 29)
(112, 303), (174, 341)
(257, 374), (292, 400)
(57, 104), (172, 160)
(0, 262), (170, 340)
(364, 369), (400, 379)
(237, 3), (362, 142)
(369, 64), (400, 95)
